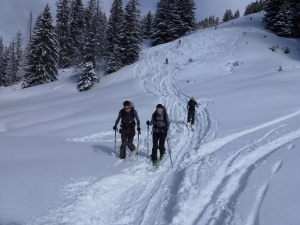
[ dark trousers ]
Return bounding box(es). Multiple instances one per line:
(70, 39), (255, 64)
(151, 132), (167, 161)
(120, 127), (135, 158)
(187, 110), (195, 125)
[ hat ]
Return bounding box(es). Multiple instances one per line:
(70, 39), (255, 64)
(156, 104), (163, 109)
(123, 100), (130, 106)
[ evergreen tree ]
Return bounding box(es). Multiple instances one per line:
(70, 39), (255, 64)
(121, 0), (143, 65)
(263, 0), (283, 29)
(15, 31), (23, 83)
(25, 11), (33, 44)
(22, 5), (59, 88)
(222, 9), (233, 22)
(94, 4), (107, 68)
(56, 0), (71, 68)
(0, 47), (9, 86)
(176, 0), (197, 35)
(142, 11), (153, 39)
(234, 10), (240, 19)
(272, 1), (294, 36)
(151, 0), (181, 46)
(5, 41), (17, 86)
(105, 0), (124, 74)
(69, 0), (86, 67)
(0, 37), (4, 86)
(77, 61), (97, 91)
(291, 0), (300, 36)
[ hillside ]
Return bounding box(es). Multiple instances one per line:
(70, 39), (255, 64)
(1, 13), (300, 225)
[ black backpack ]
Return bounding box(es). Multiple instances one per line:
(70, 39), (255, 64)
(153, 105), (167, 127)
(121, 101), (135, 127)
(188, 100), (197, 111)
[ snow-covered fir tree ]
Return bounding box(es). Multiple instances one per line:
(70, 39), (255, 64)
(222, 9), (233, 22)
(293, 0), (300, 36)
(5, 41), (17, 86)
(244, 0), (265, 16)
(56, 0), (72, 68)
(0, 36), (4, 86)
(141, 11), (153, 39)
(151, 0), (181, 46)
(121, 0), (143, 65)
(22, 5), (59, 89)
(77, 61), (98, 91)
(105, 0), (124, 74)
(176, 0), (196, 35)
(272, 1), (294, 36)
(69, 0), (86, 67)
(93, 4), (107, 68)
(14, 31), (23, 83)
(263, 0), (283, 30)
(77, 0), (106, 91)
(234, 10), (240, 19)
(25, 11), (33, 44)
(263, 0), (300, 37)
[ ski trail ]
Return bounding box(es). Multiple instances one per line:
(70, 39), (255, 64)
(245, 160), (283, 225)
(28, 27), (300, 225)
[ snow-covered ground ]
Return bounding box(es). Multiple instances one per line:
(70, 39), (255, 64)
(1, 13), (300, 225)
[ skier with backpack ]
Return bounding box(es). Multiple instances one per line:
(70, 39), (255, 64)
(113, 101), (141, 159)
(187, 97), (199, 129)
(146, 104), (170, 166)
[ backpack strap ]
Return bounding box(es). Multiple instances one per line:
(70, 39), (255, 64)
(121, 108), (135, 127)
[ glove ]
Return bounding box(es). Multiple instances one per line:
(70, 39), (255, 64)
(163, 127), (168, 132)
(113, 125), (117, 130)
(146, 120), (150, 125)
(137, 127), (141, 134)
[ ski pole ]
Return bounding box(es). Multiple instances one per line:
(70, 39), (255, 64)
(167, 136), (173, 168)
(114, 129), (117, 150)
(147, 124), (150, 157)
(137, 129), (140, 157)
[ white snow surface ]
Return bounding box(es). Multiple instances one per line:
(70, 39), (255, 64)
(1, 13), (300, 225)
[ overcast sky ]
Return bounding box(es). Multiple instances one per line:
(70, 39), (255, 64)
(0, 0), (251, 45)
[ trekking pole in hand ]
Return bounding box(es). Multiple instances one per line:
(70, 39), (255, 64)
(147, 124), (150, 158)
(167, 136), (173, 168)
(114, 129), (117, 150)
(137, 129), (140, 157)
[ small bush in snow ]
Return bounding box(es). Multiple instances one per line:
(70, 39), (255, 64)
(186, 80), (190, 83)
(278, 66), (282, 72)
(233, 61), (239, 66)
(188, 58), (193, 62)
(284, 47), (290, 54)
(269, 46), (276, 52)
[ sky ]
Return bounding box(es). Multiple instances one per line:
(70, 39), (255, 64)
(0, 0), (251, 45)
(1, 12), (300, 225)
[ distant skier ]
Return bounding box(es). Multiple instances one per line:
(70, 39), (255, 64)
(113, 101), (141, 159)
(178, 39), (181, 45)
(166, 58), (168, 64)
(146, 104), (170, 166)
(187, 97), (199, 129)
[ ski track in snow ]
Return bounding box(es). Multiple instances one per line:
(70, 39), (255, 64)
(29, 29), (300, 225)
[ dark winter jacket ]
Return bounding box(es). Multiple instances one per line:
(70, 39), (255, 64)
(187, 100), (199, 112)
(149, 111), (170, 134)
(115, 108), (140, 128)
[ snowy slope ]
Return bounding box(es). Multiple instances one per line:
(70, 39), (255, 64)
(1, 13), (300, 225)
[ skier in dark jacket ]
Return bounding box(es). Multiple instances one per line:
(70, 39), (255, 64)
(146, 104), (170, 166)
(113, 101), (141, 159)
(187, 97), (199, 128)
